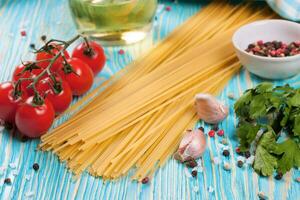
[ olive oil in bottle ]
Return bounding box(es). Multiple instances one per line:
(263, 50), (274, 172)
(69, 0), (157, 45)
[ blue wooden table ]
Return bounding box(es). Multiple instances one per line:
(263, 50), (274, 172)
(0, 0), (299, 199)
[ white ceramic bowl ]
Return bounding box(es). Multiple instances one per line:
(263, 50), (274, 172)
(232, 20), (300, 79)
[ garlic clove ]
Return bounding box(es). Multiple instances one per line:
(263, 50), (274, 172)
(194, 93), (228, 124)
(174, 129), (206, 162)
(177, 129), (193, 154)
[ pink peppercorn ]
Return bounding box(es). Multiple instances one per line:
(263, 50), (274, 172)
(118, 49), (125, 55)
(235, 147), (241, 154)
(208, 130), (215, 137)
(20, 30), (26, 37)
(270, 50), (276, 56)
(142, 177), (149, 184)
(246, 40), (300, 57)
(217, 129), (224, 136)
(252, 47), (260, 52)
(165, 6), (171, 11)
(276, 49), (282, 55)
(257, 40), (263, 46)
(281, 43), (287, 48)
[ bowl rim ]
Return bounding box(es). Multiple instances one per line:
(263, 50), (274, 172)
(232, 19), (300, 62)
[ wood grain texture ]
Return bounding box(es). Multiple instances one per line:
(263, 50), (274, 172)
(0, 0), (299, 199)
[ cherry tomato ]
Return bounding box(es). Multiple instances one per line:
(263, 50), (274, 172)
(72, 41), (106, 75)
(12, 63), (44, 96)
(36, 43), (70, 71)
(36, 77), (73, 114)
(0, 82), (26, 124)
(15, 97), (55, 138)
(58, 58), (93, 96)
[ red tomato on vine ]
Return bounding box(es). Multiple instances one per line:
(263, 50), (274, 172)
(15, 97), (55, 138)
(72, 41), (106, 76)
(58, 58), (94, 96)
(12, 63), (44, 96)
(0, 82), (27, 124)
(36, 76), (73, 114)
(36, 43), (70, 71)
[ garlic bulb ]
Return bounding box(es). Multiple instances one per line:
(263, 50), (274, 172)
(194, 93), (228, 124)
(174, 128), (206, 162)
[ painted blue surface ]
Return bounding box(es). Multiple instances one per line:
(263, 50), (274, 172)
(0, 0), (299, 199)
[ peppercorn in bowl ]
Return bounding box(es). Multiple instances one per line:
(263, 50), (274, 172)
(232, 20), (300, 79)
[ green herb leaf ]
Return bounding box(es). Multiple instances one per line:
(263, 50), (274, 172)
(234, 90), (252, 118)
(253, 131), (277, 176)
(249, 95), (268, 118)
(236, 121), (260, 151)
(273, 139), (300, 174)
(235, 83), (300, 176)
(289, 90), (300, 107)
(255, 82), (273, 94)
(293, 115), (300, 137)
(280, 106), (291, 127)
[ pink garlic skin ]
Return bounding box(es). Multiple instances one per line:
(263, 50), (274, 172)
(175, 129), (206, 162)
(194, 93), (228, 124)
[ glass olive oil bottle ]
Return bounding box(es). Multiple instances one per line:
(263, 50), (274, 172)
(69, 0), (157, 45)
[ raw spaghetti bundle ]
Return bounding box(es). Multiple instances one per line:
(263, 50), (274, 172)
(40, 2), (276, 181)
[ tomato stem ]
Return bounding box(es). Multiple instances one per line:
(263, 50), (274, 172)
(83, 36), (95, 57)
(13, 34), (85, 103)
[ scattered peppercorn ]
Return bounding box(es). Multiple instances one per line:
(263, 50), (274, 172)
(198, 126), (204, 132)
(223, 162), (231, 171)
(4, 178), (11, 184)
(208, 130), (215, 137)
(245, 40), (300, 57)
(245, 151), (251, 158)
(118, 49), (125, 55)
(191, 170), (197, 177)
(165, 6), (171, 11)
(20, 135), (29, 142)
(4, 122), (13, 130)
(41, 35), (47, 41)
(184, 156), (194, 162)
(227, 92), (235, 100)
(217, 129), (224, 136)
(258, 191), (267, 200)
(222, 149), (230, 157)
(20, 30), (26, 37)
(275, 172), (283, 180)
(142, 177), (149, 184)
(186, 159), (197, 168)
(29, 43), (35, 49)
(221, 138), (228, 145)
(212, 124), (219, 131)
(32, 163), (39, 171)
(237, 160), (244, 168)
(235, 147), (241, 154)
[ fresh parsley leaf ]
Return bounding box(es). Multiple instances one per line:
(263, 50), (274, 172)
(234, 90), (252, 118)
(273, 139), (300, 174)
(235, 83), (300, 176)
(255, 82), (273, 94)
(236, 121), (260, 151)
(249, 95), (268, 118)
(289, 90), (300, 107)
(292, 115), (300, 136)
(265, 93), (282, 111)
(280, 105), (291, 127)
(253, 131), (277, 176)
(274, 84), (294, 95)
